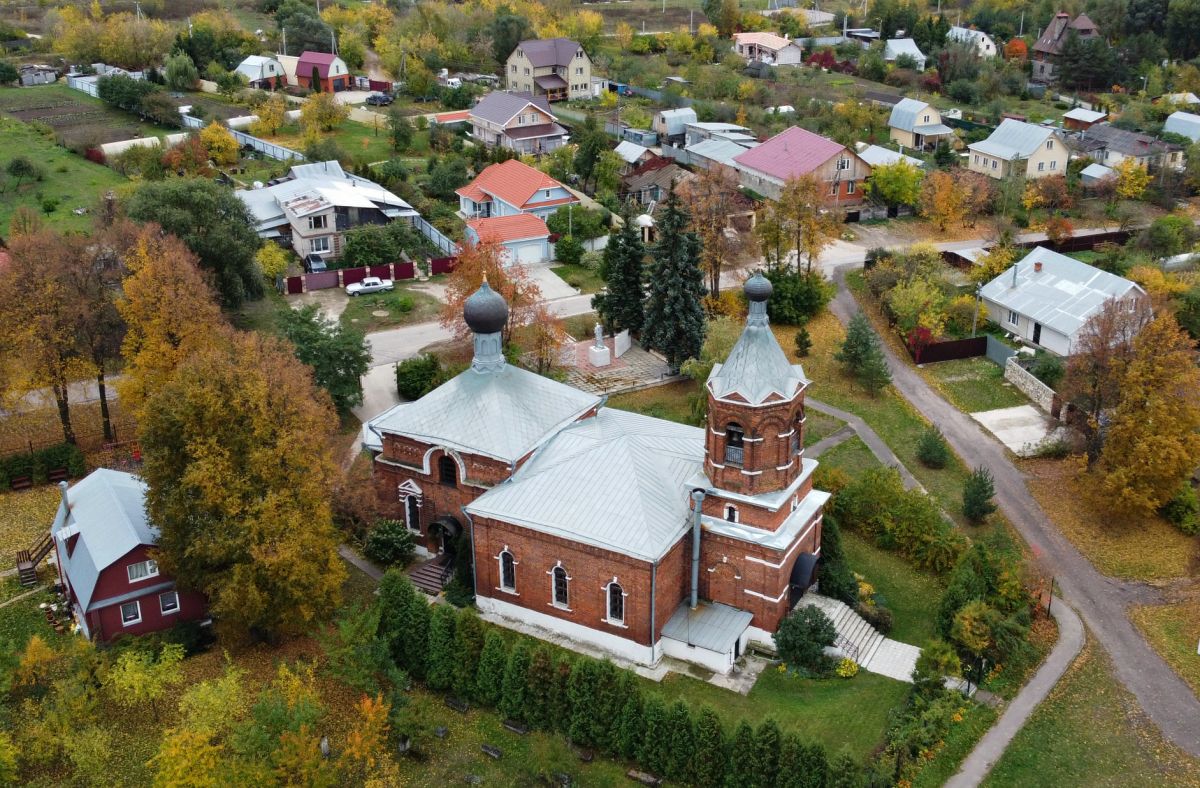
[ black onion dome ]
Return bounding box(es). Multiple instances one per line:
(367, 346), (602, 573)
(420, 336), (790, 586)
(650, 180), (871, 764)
(744, 272), (773, 303)
(464, 281), (509, 334)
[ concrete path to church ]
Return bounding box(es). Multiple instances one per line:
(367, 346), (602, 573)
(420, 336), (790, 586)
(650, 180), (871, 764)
(805, 399), (921, 491)
(946, 595), (1084, 787)
(826, 262), (1200, 758)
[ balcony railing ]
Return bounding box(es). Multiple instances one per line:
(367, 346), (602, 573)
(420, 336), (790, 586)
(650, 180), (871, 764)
(724, 445), (744, 466)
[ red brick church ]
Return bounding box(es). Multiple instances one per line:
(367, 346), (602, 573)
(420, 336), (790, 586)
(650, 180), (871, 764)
(364, 274), (828, 673)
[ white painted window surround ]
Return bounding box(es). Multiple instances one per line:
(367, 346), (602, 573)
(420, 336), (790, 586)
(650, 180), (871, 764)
(120, 600), (141, 626)
(127, 560), (158, 584)
(159, 591), (179, 615)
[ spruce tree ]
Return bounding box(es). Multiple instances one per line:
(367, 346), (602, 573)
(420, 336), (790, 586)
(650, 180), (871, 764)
(816, 514), (858, 607)
(499, 639), (532, 722)
(425, 604), (458, 692)
(376, 571), (430, 680)
(452, 610), (485, 701)
(594, 202), (647, 334)
(835, 311), (875, 373)
(638, 695), (671, 775)
(567, 657), (599, 746)
(827, 751), (863, 788)
(523, 644), (555, 730)
(963, 466), (998, 523)
(547, 654), (574, 735)
(794, 326), (812, 357)
(916, 425), (950, 469)
(665, 700), (696, 784)
(692, 706), (728, 786)
(474, 630), (508, 708)
(615, 687), (645, 761)
(754, 719), (783, 787)
(858, 341), (892, 396)
(726, 720), (758, 787)
(642, 185), (707, 370)
(593, 661), (626, 755)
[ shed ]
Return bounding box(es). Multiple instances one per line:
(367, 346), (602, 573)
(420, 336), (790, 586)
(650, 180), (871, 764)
(653, 107), (697, 140)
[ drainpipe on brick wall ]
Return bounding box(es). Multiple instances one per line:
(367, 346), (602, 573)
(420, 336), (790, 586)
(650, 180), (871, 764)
(649, 560), (657, 650)
(690, 489), (705, 609)
(461, 507), (478, 599)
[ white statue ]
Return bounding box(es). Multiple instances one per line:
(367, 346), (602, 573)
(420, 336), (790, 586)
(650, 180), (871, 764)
(594, 322), (605, 349)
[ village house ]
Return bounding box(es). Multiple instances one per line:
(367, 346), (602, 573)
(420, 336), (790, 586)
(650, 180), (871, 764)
(456, 158), (579, 222)
(505, 37), (592, 102)
(947, 26), (997, 58)
(622, 160), (695, 207)
(463, 214), (552, 266)
(50, 469), (208, 642)
(294, 51), (350, 92)
(235, 55), (285, 89)
(236, 161), (419, 261)
(362, 274), (827, 673)
(888, 98), (954, 151)
(733, 126), (870, 206)
(883, 38), (927, 71)
(468, 91), (569, 155)
(653, 107), (698, 144)
(614, 140), (656, 173)
(979, 246), (1147, 356)
(1164, 111), (1200, 143)
(1062, 107), (1107, 131)
(1032, 13), (1100, 83)
(731, 31), (805, 66)
(967, 119), (1067, 180)
(1074, 123), (1184, 170)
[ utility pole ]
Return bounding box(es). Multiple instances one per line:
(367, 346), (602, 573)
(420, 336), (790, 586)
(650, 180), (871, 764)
(1019, 11), (1025, 36)
(282, 29), (287, 57)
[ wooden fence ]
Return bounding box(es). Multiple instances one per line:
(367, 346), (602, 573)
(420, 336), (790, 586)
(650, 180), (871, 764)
(907, 335), (986, 364)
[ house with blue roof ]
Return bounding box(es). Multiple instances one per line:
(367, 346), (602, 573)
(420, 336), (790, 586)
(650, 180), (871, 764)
(50, 469), (208, 641)
(968, 118), (1068, 180)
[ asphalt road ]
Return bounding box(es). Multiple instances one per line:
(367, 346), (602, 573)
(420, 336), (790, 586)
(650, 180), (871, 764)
(829, 264), (1200, 758)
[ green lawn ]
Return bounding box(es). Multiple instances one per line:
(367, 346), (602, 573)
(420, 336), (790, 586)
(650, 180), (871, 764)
(814, 434), (880, 477)
(551, 263), (605, 293)
(608, 379), (701, 426)
(919, 356), (1029, 414)
(1131, 601), (1200, 699)
(0, 486), (62, 571)
(0, 587), (71, 650)
(561, 311), (600, 341)
(270, 120), (424, 163)
(803, 409), (846, 448)
(843, 531), (943, 648)
(645, 665), (911, 762)
(341, 286), (443, 332)
(984, 640), (1200, 787)
(0, 116), (128, 233)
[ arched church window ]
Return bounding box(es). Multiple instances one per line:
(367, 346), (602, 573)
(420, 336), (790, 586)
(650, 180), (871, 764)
(607, 581), (625, 624)
(438, 456), (457, 486)
(724, 504), (739, 523)
(724, 423), (745, 465)
(499, 550), (516, 592)
(552, 565), (570, 608)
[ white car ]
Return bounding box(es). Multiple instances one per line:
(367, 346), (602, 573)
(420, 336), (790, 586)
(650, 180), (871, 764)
(346, 276), (394, 296)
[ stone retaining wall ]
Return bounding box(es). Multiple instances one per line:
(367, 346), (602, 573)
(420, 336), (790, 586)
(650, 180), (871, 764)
(1004, 356), (1055, 412)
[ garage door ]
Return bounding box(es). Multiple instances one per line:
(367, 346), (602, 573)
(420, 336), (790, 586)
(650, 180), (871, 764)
(513, 241), (545, 265)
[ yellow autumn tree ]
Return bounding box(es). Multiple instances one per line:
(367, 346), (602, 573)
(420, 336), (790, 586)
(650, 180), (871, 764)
(151, 729), (226, 788)
(274, 725), (337, 787)
(1096, 312), (1200, 516)
(1114, 157), (1152, 200)
(301, 92), (349, 134)
(615, 21), (634, 50)
(106, 643), (185, 721)
(1127, 265), (1188, 299)
(200, 122), (239, 167)
(342, 694), (391, 776)
(256, 243), (291, 281)
(16, 635), (59, 687)
(116, 228), (225, 419)
(969, 244), (1018, 286)
(919, 170), (967, 231)
(251, 93), (288, 138)
(138, 330), (346, 640)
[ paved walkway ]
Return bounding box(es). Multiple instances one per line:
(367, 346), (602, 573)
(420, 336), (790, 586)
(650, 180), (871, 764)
(805, 424), (855, 458)
(807, 399), (921, 491)
(337, 544), (384, 582)
(828, 263), (1200, 758)
(946, 596), (1084, 786)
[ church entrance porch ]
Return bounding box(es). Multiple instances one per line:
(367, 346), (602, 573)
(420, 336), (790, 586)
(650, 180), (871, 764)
(660, 600), (754, 675)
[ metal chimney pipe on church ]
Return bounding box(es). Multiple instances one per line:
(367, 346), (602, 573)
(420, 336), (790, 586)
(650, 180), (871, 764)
(690, 489), (705, 609)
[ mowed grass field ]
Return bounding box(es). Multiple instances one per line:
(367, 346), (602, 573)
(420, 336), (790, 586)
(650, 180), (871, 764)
(0, 115), (128, 233)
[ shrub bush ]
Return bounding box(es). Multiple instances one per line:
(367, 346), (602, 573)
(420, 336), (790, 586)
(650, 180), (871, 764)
(962, 467), (997, 524)
(857, 602), (893, 635)
(0, 442), (87, 488)
(1029, 351), (1064, 390)
(774, 605), (836, 675)
(916, 426), (950, 469)
(1160, 483), (1200, 536)
(395, 353), (443, 400)
(835, 657), (858, 678)
(364, 519), (416, 567)
(793, 327), (812, 357)
(765, 268), (833, 325)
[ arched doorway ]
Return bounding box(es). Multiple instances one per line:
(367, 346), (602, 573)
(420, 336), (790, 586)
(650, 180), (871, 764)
(788, 552), (819, 609)
(428, 516), (462, 564)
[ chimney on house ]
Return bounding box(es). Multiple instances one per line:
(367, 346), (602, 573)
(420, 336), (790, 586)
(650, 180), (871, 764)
(1012, 263), (1019, 287)
(1034, 261), (1044, 273)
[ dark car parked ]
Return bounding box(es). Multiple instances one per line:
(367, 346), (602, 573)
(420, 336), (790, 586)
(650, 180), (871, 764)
(366, 92), (394, 106)
(304, 253), (328, 273)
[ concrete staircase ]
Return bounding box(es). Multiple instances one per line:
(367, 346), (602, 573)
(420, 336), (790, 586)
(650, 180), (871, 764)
(803, 593), (923, 683)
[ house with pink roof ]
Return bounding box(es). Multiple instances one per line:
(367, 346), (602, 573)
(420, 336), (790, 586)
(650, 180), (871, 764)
(296, 51), (350, 93)
(732, 126), (871, 205)
(732, 32), (805, 66)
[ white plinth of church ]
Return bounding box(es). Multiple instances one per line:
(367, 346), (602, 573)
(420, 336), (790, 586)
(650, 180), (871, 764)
(587, 323), (612, 367)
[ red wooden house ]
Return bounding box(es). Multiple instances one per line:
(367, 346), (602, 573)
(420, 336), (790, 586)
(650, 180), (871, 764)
(295, 51), (350, 93)
(51, 469), (207, 642)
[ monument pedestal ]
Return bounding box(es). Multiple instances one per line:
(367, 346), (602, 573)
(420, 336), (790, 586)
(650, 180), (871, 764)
(587, 344), (612, 367)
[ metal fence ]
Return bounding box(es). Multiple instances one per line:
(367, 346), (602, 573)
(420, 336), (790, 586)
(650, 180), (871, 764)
(414, 216), (458, 255)
(985, 335), (1018, 367)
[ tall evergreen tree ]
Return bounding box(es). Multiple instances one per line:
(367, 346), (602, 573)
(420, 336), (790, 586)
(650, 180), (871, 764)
(474, 630), (507, 708)
(638, 695), (671, 775)
(834, 311), (875, 373)
(692, 706), (728, 786)
(615, 687), (645, 761)
(593, 661), (626, 755)
(858, 341), (892, 396)
(376, 571), (430, 680)
(726, 720), (759, 788)
(754, 719), (783, 787)
(827, 751), (863, 788)
(665, 700), (696, 784)
(499, 639), (532, 721)
(523, 644), (556, 730)
(547, 654), (574, 735)
(642, 185), (706, 369)
(567, 657), (600, 746)
(778, 735), (830, 788)
(425, 604), (458, 692)
(451, 610), (486, 701)
(593, 203), (647, 335)
(816, 515), (858, 607)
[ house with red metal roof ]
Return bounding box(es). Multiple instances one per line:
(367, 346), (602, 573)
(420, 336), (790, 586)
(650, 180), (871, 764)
(732, 126), (870, 205)
(295, 51), (350, 92)
(465, 213), (553, 265)
(456, 159), (579, 222)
